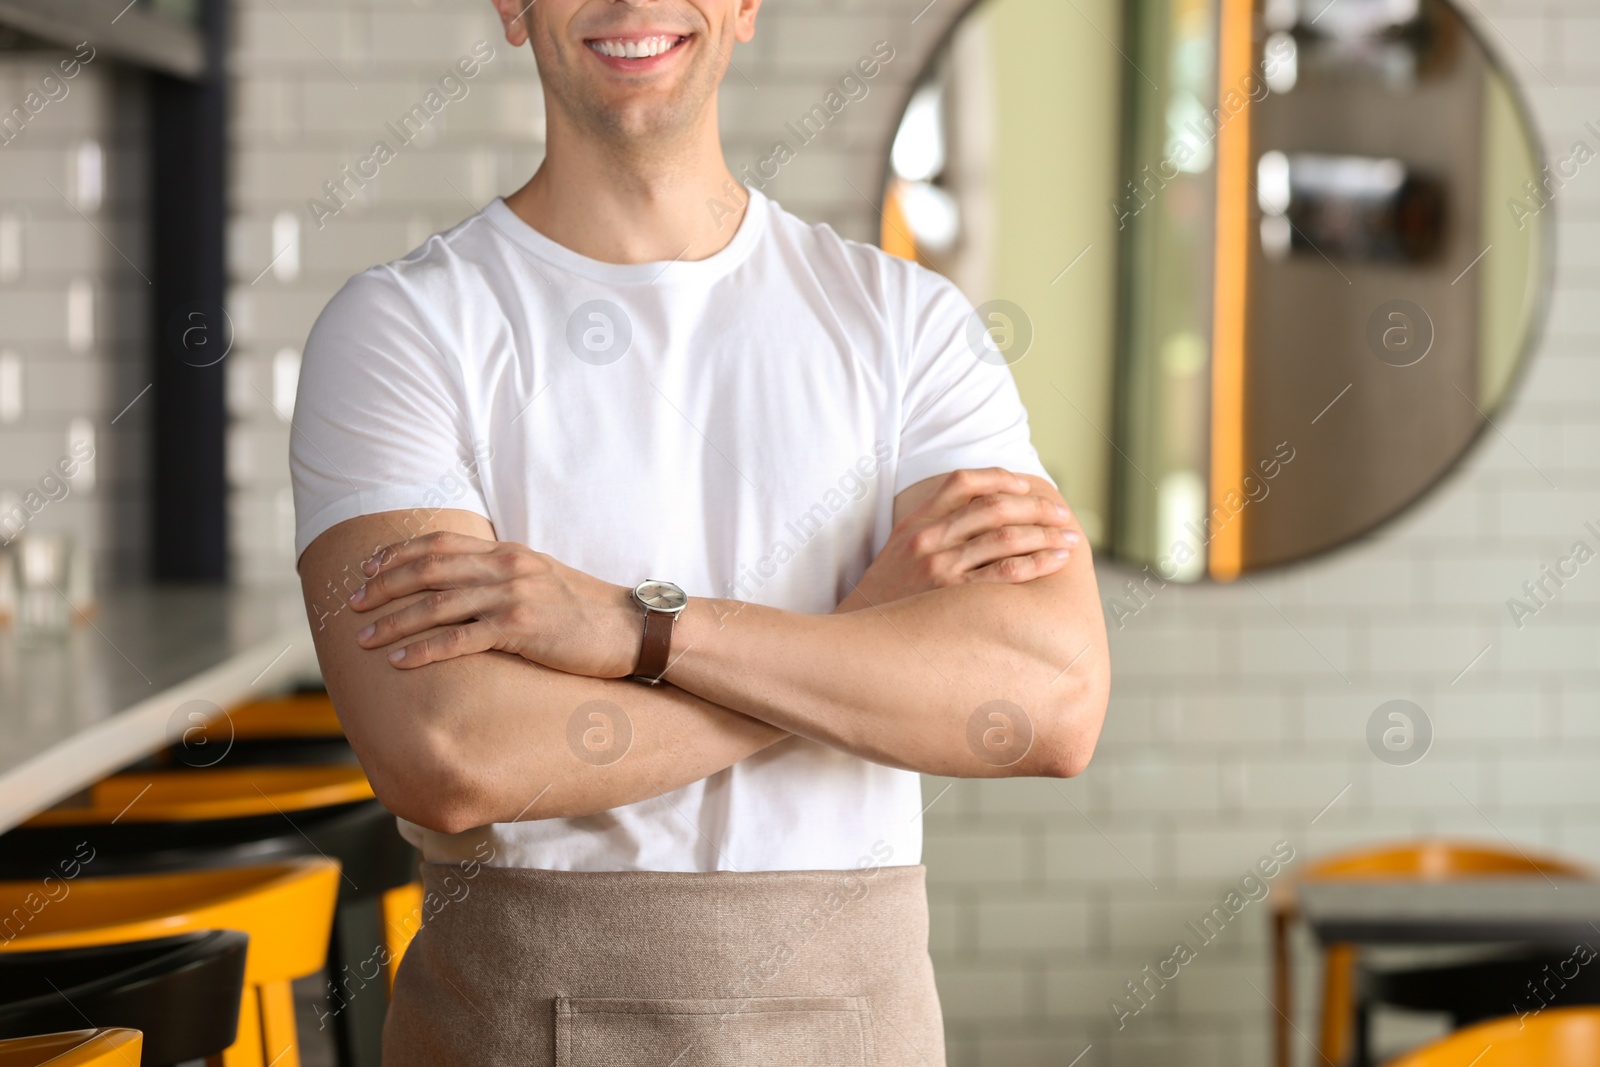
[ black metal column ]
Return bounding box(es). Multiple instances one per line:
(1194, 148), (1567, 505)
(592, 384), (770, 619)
(148, 0), (228, 581)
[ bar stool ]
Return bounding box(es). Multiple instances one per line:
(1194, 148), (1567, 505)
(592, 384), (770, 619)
(161, 692), (353, 769)
(169, 692), (427, 994)
(0, 1030), (143, 1067)
(23, 764), (375, 824)
(0, 859), (339, 1067)
(155, 692), (422, 996)
(2, 765), (420, 1067)
(0, 931), (246, 1066)
(161, 692), (425, 991)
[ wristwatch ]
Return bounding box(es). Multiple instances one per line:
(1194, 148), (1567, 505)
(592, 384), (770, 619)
(630, 579), (689, 685)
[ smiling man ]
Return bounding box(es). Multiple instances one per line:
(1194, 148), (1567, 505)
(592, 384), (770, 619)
(290, 0), (1109, 1062)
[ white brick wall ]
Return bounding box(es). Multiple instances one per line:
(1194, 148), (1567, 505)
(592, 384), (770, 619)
(218, 0), (1600, 1064)
(0, 54), (149, 581)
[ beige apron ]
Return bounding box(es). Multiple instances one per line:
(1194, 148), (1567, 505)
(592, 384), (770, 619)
(383, 861), (947, 1066)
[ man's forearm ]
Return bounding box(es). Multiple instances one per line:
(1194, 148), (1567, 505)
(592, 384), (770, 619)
(664, 568), (1108, 779)
(327, 646), (787, 832)
(636, 471), (1108, 780)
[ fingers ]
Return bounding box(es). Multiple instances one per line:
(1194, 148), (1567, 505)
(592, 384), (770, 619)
(919, 468), (1033, 524)
(940, 489), (1075, 551)
(386, 621), (503, 669)
(964, 547), (1074, 585)
(354, 586), (501, 649)
(360, 530), (500, 578)
(352, 546), (515, 611)
(955, 524), (1081, 572)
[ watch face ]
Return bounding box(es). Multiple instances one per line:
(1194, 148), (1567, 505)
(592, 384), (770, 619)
(635, 580), (688, 612)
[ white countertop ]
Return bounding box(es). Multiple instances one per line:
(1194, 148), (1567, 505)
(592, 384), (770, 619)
(0, 584), (323, 833)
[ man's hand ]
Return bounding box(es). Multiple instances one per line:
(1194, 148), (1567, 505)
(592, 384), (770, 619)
(835, 467), (1080, 612)
(348, 532), (640, 676)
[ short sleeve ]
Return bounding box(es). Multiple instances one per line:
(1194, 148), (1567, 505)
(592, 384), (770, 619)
(893, 266), (1055, 497)
(290, 268), (491, 562)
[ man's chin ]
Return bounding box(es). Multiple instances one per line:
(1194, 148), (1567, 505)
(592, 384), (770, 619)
(583, 96), (702, 145)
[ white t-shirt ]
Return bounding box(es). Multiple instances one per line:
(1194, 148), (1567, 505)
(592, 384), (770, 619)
(291, 187), (1053, 872)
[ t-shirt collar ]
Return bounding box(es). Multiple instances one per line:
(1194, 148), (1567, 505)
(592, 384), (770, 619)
(479, 186), (768, 286)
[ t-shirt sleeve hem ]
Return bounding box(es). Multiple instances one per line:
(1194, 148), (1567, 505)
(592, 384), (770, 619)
(293, 489), (495, 562)
(893, 447), (1057, 499)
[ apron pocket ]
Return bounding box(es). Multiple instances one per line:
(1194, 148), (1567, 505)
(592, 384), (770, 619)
(554, 994), (872, 1066)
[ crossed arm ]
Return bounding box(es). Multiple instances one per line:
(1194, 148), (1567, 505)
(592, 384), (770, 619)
(298, 468), (1110, 834)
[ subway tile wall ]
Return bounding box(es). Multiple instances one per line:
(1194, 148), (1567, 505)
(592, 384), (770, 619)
(218, 0), (1599, 1065)
(0, 47), (149, 582)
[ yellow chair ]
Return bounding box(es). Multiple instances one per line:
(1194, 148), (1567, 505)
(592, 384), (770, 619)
(24, 748), (420, 988)
(1385, 1006), (1600, 1067)
(1271, 839), (1592, 1067)
(0, 1029), (142, 1067)
(0, 860), (339, 1067)
(177, 694), (422, 986)
(16, 736), (420, 1064)
(378, 882), (424, 992)
(202, 696), (424, 991)
(24, 765), (374, 827)
(191, 693), (345, 743)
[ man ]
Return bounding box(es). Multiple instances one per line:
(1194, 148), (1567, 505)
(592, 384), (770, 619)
(290, 0), (1110, 1060)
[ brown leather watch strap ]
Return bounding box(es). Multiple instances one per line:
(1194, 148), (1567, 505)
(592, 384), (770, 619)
(632, 607), (675, 684)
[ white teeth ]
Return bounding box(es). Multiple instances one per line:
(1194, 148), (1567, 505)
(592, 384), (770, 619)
(590, 35), (681, 59)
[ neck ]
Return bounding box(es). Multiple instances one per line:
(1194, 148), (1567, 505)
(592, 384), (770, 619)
(503, 103), (750, 265)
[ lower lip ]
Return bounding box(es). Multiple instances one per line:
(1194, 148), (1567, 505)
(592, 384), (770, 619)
(586, 36), (690, 73)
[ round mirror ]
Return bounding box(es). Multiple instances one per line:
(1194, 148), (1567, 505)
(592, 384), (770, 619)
(881, 0), (1551, 580)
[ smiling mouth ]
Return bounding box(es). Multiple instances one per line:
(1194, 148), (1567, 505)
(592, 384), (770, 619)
(587, 35), (690, 59)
